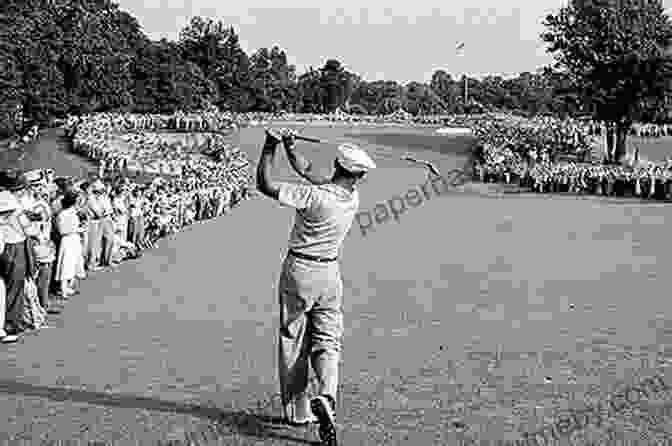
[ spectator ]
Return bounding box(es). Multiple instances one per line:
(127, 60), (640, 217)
(55, 192), (85, 298)
(0, 186), (38, 337)
(85, 180), (106, 272)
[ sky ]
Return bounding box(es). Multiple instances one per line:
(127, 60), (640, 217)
(116, 0), (672, 85)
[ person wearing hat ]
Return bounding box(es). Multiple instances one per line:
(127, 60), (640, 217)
(0, 191), (22, 344)
(127, 187), (146, 252)
(22, 172), (58, 313)
(256, 128), (375, 446)
(54, 191), (86, 298)
(0, 190), (39, 340)
(85, 179), (107, 272)
(99, 184), (114, 267)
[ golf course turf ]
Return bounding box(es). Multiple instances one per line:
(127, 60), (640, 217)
(1, 124), (672, 445)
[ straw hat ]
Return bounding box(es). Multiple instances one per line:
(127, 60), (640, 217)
(0, 191), (19, 213)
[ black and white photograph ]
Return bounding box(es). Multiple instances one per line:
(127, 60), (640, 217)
(3, 1), (672, 445)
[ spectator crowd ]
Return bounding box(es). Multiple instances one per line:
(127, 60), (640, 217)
(3, 109), (672, 343)
(0, 112), (252, 344)
(468, 115), (672, 200)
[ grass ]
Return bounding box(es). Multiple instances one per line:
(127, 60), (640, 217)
(2, 125), (672, 445)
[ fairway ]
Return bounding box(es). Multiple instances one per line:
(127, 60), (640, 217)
(1, 125), (672, 445)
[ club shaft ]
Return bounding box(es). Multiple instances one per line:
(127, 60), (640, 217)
(294, 135), (324, 144)
(293, 134), (417, 164)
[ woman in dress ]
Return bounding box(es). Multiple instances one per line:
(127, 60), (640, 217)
(54, 192), (85, 298)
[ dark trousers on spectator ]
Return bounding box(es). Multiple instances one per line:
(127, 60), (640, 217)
(37, 262), (53, 309)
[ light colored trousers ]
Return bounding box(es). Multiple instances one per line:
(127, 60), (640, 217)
(86, 220), (102, 269)
(278, 255), (343, 420)
(0, 277), (6, 337)
(99, 218), (115, 266)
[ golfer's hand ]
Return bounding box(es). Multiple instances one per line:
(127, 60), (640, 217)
(264, 128), (283, 146)
(279, 128), (297, 148)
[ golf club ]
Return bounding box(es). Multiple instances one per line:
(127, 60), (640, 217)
(293, 133), (441, 175)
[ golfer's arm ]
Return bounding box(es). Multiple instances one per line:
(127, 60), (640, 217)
(256, 142), (280, 200)
(284, 144), (330, 185)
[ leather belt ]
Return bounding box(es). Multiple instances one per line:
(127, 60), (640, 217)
(288, 249), (337, 263)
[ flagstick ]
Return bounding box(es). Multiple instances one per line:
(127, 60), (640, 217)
(464, 75), (468, 104)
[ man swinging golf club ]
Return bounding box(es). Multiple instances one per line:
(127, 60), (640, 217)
(256, 128), (375, 446)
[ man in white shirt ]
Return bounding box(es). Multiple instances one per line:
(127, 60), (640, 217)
(85, 180), (108, 271)
(21, 171), (59, 312)
(98, 184), (115, 267)
(257, 128), (375, 446)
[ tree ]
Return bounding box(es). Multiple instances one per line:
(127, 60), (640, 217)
(178, 17), (251, 111)
(318, 59), (355, 112)
(247, 46), (297, 112)
(51, 0), (140, 114)
(542, 0), (672, 164)
(296, 67), (323, 113)
(403, 82), (446, 115)
(132, 39), (215, 113)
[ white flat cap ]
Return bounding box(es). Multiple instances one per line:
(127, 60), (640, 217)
(337, 143), (376, 174)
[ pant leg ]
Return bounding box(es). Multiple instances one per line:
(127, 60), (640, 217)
(127, 216), (136, 244)
(0, 277), (6, 337)
(37, 263), (52, 309)
(80, 222), (89, 262)
(134, 215), (145, 247)
(86, 220), (102, 270)
(278, 259), (313, 409)
(100, 219), (115, 266)
(308, 269), (343, 401)
(278, 257), (343, 409)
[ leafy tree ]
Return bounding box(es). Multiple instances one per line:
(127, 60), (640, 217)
(248, 46), (297, 112)
(0, 11), (27, 135)
(296, 67), (323, 113)
(403, 82), (446, 115)
(430, 70), (463, 112)
(351, 80), (404, 115)
(132, 39), (215, 113)
(52, 0), (140, 114)
(542, 0), (672, 163)
(178, 17), (251, 111)
(320, 59), (346, 112)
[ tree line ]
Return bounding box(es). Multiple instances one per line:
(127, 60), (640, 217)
(1, 0), (672, 164)
(0, 0), (584, 137)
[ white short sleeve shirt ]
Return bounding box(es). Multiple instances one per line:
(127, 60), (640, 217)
(278, 182), (359, 259)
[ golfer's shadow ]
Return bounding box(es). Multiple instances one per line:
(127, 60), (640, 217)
(0, 380), (319, 445)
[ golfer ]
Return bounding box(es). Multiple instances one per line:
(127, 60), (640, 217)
(256, 128), (375, 446)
